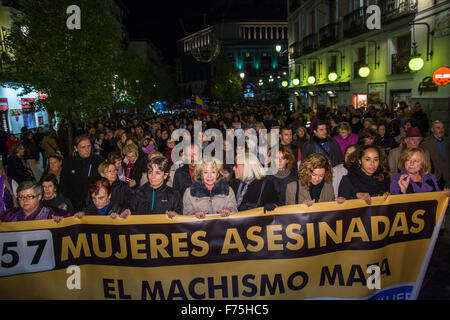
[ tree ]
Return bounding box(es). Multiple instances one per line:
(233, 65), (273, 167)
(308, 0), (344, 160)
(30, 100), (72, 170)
(208, 58), (242, 104)
(1, 0), (122, 150)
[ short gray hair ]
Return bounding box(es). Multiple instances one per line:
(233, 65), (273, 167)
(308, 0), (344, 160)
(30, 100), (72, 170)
(16, 181), (42, 197)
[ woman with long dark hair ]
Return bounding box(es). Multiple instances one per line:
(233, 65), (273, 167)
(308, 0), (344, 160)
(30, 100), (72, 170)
(338, 144), (390, 205)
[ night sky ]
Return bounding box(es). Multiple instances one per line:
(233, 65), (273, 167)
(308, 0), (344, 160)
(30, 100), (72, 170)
(123, 0), (287, 65)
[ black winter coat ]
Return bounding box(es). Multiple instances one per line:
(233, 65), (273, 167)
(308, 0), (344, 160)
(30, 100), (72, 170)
(6, 155), (33, 184)
(59, 154), (104, 212)
(301, 137), (343, 167)
(84, 199), (123, 216)
(231, 177), (278, 211)
(173, 164), (193, 200)
(130, 183), (182, 215)
(338, 166), (390, 200)
(266, 171), (298, 206)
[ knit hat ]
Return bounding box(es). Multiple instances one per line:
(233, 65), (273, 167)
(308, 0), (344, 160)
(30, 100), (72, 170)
(405, 127), (422, 138)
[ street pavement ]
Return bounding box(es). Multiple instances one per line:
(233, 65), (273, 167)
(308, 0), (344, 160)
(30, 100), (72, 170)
(419, 210), (450, 300)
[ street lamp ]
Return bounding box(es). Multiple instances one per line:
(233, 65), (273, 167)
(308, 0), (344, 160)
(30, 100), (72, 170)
(327, 72), (338, 82)
(239, 72), (245, 79)
(358, 66), (370, 78)
(275, 45), (282, 53)
(292, 78), (300, 86)
(281, 80), (288, 87)
(408, 22), (433, 71)
(307, 75), (316, 84)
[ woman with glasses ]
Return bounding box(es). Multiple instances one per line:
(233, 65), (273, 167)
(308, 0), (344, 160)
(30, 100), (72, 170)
(97, 161), (131, 211)
(0, 181), (70, 222)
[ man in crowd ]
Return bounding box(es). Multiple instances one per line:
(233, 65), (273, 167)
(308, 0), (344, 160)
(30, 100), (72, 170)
(388, 126), (427, 176)
(59, 134), (104, 212)
(411, 102), (430, 137)
(279, 127), (300, 164)
(302, 120), (343, 167)
(421, 120), (449, 190)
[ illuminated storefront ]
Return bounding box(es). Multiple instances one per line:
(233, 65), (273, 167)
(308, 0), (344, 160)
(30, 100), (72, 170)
(0, 86), (50, 134)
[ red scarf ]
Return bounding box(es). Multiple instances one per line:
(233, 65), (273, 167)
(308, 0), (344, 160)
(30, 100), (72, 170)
(126, 162), (135, 179)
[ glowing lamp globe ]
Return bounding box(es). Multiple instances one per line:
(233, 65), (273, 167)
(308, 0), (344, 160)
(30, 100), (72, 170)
(328, 72), (338, 82)
(408, 56), (424, 71)
(292, 78), (300, 86)
(358, 66), (370, 78)
(281, 80), (288, 87)
(307, 76), (316, 84)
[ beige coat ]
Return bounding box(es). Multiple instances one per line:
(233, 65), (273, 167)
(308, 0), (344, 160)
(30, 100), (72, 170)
(183, 183), (238, 215)
(285, 180), (335, 205)
(41, 135), (59, 158)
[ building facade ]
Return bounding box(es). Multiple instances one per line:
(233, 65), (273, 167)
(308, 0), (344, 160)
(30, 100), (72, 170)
(287, 0), (449, 128)
(177, 20), (289, 102)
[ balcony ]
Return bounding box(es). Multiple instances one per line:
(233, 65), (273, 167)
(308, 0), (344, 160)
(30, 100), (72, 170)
(343, 7), (366, 38)
(380, 0), (417, 24)
(289, 41), (303, 59)
(302, 33), (318, 54)
(319, 23), (339, 48)
(391, 53), (411, 74)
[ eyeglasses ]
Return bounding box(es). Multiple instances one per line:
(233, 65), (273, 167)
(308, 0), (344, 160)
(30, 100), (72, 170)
(18, 195), (38, 201)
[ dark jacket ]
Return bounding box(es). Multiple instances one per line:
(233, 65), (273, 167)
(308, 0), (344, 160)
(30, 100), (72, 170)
(42, 193), (74, 214)
(131, 183), (182, 215)
(22, 137), (40, 161)
(122, 155), (147, 188)
(173, 164), (193, 201)
(59, 154), (104, 212)
(6, 155), (33, 184)
(231, 177), (278, 211)
(84, 199), (123, 216)
(301, 136), (344, 167)
(111, 179), (132, 210)
(266, 170), (298, 206)
(338, 166), (390, 200)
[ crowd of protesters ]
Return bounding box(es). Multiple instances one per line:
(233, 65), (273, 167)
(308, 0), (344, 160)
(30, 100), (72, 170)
(0, 99), (449, 223)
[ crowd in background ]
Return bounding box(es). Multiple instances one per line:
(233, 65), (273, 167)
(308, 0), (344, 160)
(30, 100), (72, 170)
(0, 100), (448, 222)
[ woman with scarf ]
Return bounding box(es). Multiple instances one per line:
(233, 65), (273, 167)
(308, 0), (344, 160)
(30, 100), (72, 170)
(183, 157), (237, 218)
(338, 144), (390, 205)
(121, 143), (147, 189)
(390, 147), (449, 196)
(285, 153), (336, 206)
(0, 181), (69, 222)
(266, 145), (298, 205)
(231, 153), (278, 212)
